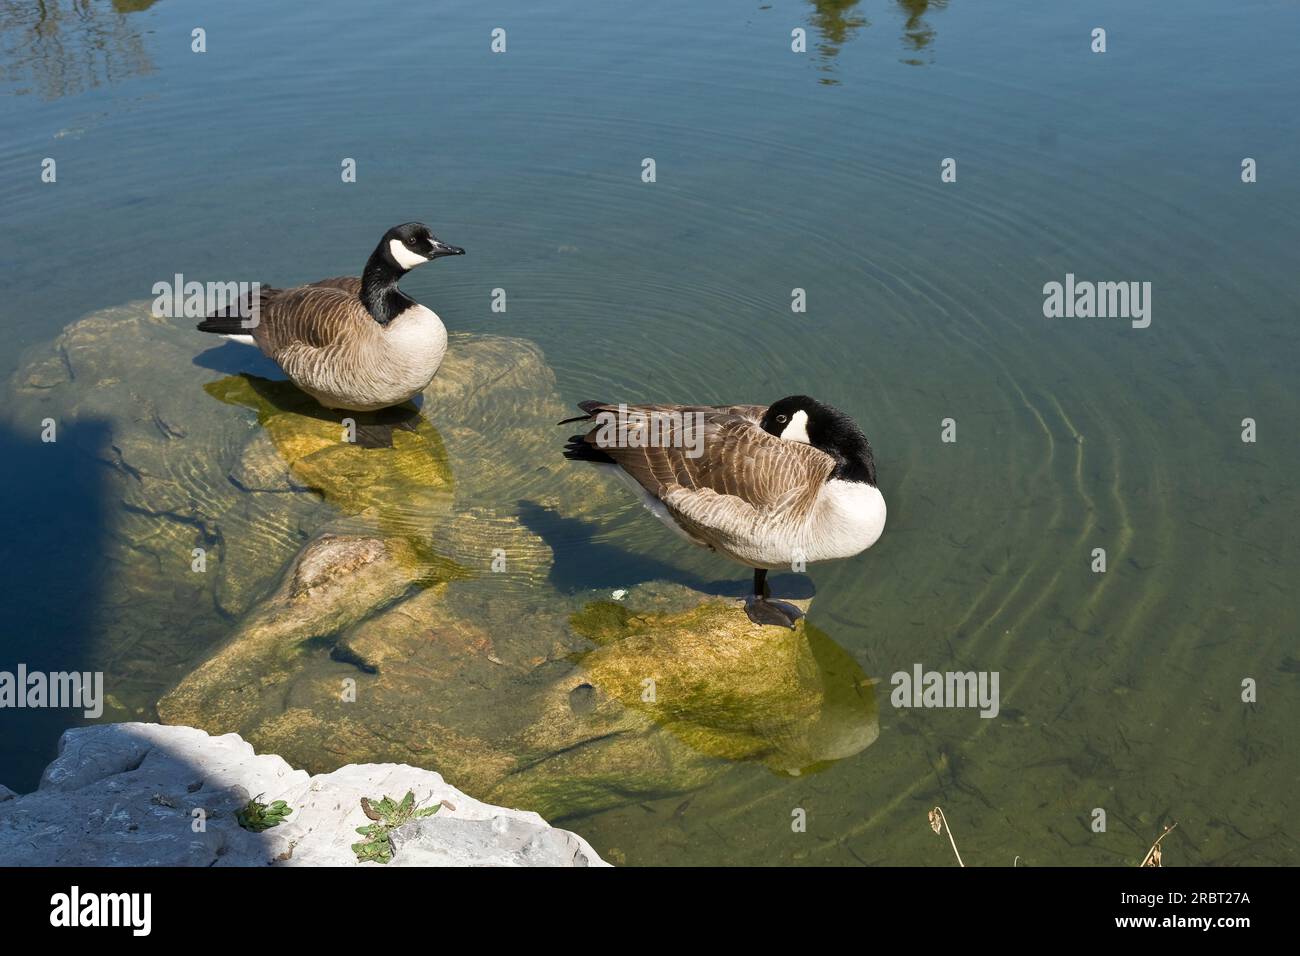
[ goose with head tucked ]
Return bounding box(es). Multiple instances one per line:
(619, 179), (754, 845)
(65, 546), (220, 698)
(197, 222), (464, 411)
(561, 395), (886, 628)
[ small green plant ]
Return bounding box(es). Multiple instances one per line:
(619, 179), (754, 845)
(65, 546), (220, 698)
(351, 790), (442, 864)
(237, 795), (293, 832)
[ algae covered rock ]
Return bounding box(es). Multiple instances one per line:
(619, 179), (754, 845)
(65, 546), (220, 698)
(156, 532), (458, 735)
(3, 306), (588, 715)
(7, 302), (880, 828)
(204, 373), (454, 528)
(486, 586), (880, 817)
(570, 594), (879, 774)
(162, 558), (878, 822)
(155, 511), (558, 791)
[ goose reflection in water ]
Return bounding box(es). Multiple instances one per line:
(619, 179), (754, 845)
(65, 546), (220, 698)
(802, 0), (950, 81)
(896, 0), (949, 65)
(0, 0), (160, 100)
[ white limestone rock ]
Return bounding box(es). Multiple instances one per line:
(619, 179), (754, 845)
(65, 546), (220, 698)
(0, 723), (606, 868)
(284, 762), (606, 867)
(389, 814), (598, 867)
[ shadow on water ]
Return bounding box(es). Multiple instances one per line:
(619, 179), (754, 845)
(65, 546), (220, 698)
(191, 340), (287, 380)
(202, 368), (425, 449)
(0, 0), (161, 99)
(0, 420), (112, 792)
(195, 335), (439, 449)
(516, 499), (816, 601)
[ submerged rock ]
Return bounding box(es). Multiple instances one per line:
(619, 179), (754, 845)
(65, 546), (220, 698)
(204, 373), (454, 528)
(4, 306), (591, 703)
(0, 723), (604, 866)
(7, 304), (879, 825)
(156, 531), (457, 738)
(487, 586), (880, 817)
(7, 309), (300, 668)
(164, 560), (877, 820)
(571, 596), (878, 773)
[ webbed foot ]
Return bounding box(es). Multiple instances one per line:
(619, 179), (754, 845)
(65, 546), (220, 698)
(745, 597), (804, 629)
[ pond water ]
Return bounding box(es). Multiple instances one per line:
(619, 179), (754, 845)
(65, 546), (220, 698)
(1, 0), (1297, 865)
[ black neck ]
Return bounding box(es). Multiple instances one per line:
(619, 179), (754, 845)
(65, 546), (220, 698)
(822, 427), (877, 486)
(360, 245), (415, 326)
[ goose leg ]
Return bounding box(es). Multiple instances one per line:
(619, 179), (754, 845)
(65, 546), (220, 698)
(745, 568), (803, 629)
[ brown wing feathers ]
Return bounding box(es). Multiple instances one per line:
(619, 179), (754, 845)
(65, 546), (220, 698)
(198, 276), (368, 355)
(252, 286), (367, 354)
(563, 402), (835, 519)
(307, 276), (363, 295)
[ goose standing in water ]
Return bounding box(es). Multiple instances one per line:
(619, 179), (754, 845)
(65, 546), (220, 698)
(561, 395), (886, 627)
(197, 222), (464, 411)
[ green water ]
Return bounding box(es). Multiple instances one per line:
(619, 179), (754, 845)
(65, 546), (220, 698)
(1, 0), (1297, 865)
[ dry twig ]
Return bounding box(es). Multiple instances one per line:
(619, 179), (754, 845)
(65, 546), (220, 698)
(1139, 822), (1178, 867)
(929, 806), (965, 867)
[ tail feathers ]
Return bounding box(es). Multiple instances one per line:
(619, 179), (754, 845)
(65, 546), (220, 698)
(196, 315), (256, 335)
(563, 433), (615, 464)
(196, 286), (278, 335)
(557, 399), (609, 426)
(561, 401), (616, 463)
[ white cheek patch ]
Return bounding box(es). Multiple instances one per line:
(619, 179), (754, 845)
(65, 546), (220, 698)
(389, 239), (429, 269)
(780, 409), (811, 444)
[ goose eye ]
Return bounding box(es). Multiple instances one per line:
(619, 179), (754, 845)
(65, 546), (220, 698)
(776, 414), (787, 424)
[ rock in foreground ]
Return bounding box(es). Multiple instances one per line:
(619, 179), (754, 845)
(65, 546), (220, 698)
(0, 723), (605, 867)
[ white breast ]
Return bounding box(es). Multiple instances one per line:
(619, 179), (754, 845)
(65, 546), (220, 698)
(801, 479), (887, 563)
(304, 304), (447, 411)
(710, 479), (886, 568)
(380, 305), (446, 394)
(385, 304), (447, 361)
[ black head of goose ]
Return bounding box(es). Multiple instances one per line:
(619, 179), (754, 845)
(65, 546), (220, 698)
(197, 222), (465, 412)
(361, 222), (466, 326)
(758, 395), (878, 485)
(561, 395), (886, 628)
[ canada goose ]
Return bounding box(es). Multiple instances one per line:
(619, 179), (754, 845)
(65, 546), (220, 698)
(196, 222), (464, 411)
(561, 396), (886, 628)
